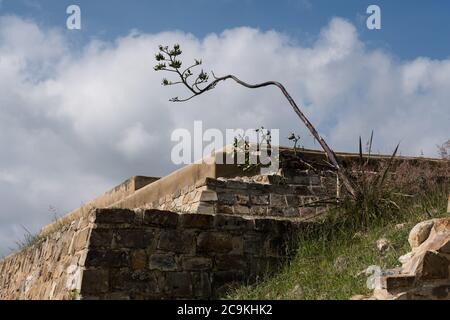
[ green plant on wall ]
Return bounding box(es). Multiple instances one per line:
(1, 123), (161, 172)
(288, 132), (301, 156)
(68, 289), (80, 300)
(232, 127), (272, 172)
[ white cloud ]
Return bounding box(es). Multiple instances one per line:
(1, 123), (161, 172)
(1, 15), (449, 255)
(116, 122), (156, 158)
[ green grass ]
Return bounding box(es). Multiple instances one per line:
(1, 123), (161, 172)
(228, 188), (449, 300)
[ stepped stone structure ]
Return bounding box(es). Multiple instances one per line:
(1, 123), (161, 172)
(0, 147), (448, 300)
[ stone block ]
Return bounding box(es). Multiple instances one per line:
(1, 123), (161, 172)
(254, 219), (277, 232)
(309, 175), (321, 186)
(417, 251), (449, 280)
(269, 194), (286, 207)
(299, 207), (316, 217)
(291, 185), (311, 195)
(165, 272), (193, 298)
(198, 190), (218, 202)
(115, 229), (145, 248)
(244, 233), (265, 256)
(193, 202), (215, 214)
(231, 237), (244, 255)
(226, 181), (248, 190)
(247, 183), (270, 192)
(143, 210), (178, 228)
(85, 250), (130, 268)
(214, 215), (252, 231)
(72, 228), (91, 253)
(95, 209), (136, 224)
(197, 232), (233, 254)
(179, 214), (214, 230)
(383, 275), (416, 292)
(249, 206), (268, 216)
(181, 257), (212, 271)
(217, 193), (236, 205)
(143, 228), (159, 250)
(250, 195), (269, 205)
(309, 186), (326, 196)
(236, 194), (250, 205)
(285, 195), (299, 207)
(149, 253), (177, 271)
(268, 207), (284, 216)
(89, 229), (114, 248)
(202, 177), (224, 188)
(131, 250), (147, 270)
(289, 176), (311, 186)
(109, 269), (160, 293)
(281, 207), (300, 217)
(81, 269), (109, 294)
(233, 205), (250, 214)
(216, 205), (234, 214)
(158, 230), (195, 254)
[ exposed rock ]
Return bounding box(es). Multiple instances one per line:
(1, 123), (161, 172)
(398, 252), (414, 265)
(362, 216), (450, 300)
(361, 265), (399, 290)
(363, 265), (383, 290)
(408, 219), (436, 249)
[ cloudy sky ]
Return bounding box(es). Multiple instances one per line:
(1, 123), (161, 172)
(1, 0), (450, 256)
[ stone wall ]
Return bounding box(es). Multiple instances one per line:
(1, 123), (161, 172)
(118, 150), (449, 220)
(1, 147), (448, 300)
(150, 172), (336, 219)
(82, 208), (300, 300)
(0, 214), (93, 300)
(0, 208), (301, 300)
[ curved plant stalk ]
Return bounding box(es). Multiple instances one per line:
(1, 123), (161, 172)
(154, 44), (357, 198)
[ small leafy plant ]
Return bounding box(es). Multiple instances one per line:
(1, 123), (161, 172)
(68, 289), (80, 300)
(288, 132), (301, 155)
(232, 127), (273, 172)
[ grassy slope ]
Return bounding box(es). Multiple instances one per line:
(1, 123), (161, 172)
(229, 190), (449, 300)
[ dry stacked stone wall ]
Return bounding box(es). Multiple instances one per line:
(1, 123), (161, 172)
(0, 208), (301, 300)
(153, 171), (338, 219)
(0, 214), (93, 300)
(82, 208), (300, 299)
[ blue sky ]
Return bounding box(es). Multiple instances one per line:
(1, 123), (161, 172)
(1, 0), (450, 60)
